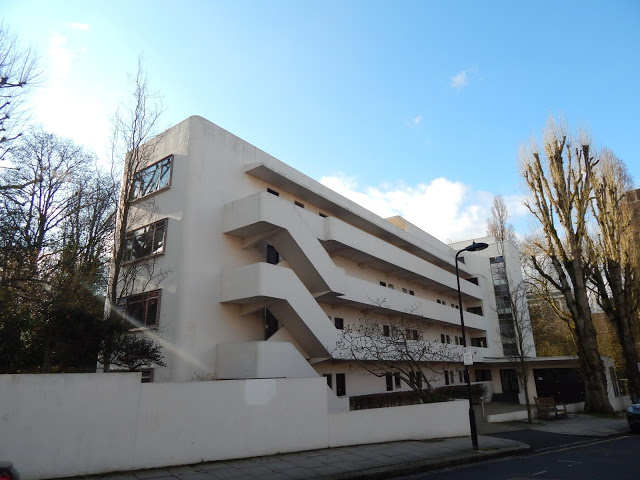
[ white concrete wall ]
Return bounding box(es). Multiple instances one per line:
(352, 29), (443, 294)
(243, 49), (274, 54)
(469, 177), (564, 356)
(124, 116), (501, 384)
(0, 373), (470, 480)
(329, 400), (469, 446)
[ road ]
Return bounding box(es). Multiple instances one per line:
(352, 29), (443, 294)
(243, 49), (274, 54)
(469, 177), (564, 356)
(394, 433), (638, 480)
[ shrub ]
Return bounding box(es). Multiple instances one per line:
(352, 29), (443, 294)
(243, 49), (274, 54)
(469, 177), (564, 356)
(434, 384), (486, 404)
(349, 389), (451, 410)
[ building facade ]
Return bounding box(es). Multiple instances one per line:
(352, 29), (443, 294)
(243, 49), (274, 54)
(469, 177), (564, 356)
(116, 115), (559, 402)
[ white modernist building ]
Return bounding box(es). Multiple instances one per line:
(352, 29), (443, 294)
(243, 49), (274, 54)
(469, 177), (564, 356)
(117, 115), (597, 405)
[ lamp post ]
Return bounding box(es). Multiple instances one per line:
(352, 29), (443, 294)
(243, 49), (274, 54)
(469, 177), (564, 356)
(455, 241), (488, 451)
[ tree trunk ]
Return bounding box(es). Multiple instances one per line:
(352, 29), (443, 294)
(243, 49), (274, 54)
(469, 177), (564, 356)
(614, 319), (640, 402)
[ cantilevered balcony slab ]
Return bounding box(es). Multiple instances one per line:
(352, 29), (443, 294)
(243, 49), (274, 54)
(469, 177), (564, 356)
(223, 192), (345, 296)
(337, 275), (486, 332)
(220, 262), (340, 357)
(318, 216), (484, 301)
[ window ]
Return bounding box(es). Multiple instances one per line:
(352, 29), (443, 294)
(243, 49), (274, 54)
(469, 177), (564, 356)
(471, 337), (487, 348)
(387, 284), (394, 290)
(323, 374), (332, 389)
(336, 373), (346, 397)
(446, 335), (451, 344)
(294, 201), (305, 208)
(267, 188), (279, 196)
(455, 305), (459, 309)
(379, 281), (386, 287)
(394, 373), (401, 388)
(402, 288), (407, 293)
(450, 370), (455, 384)
(475, 369), (492, 382)
(405, 329), (418, 340)
(458, 370), (464, 383)
(451, 303), (455, 308)
(139, 369), (154, 383)
(455, 336), (459, 345)
(444, 371), (450, 385)
(467, 277), (479, 285)
(409, 290), (415, 296)
(123, 219), (167, 262)
(334, 317), (344, 330)
(467, 306), (483, 316)
(118, 290), (161, 328)
(437, 299), (442, 304)
(490, 256), (504, 264)
(319, 212), (328, 218)
(131, 156), (172, 200)
(266, 245), (280, 265)
(383, 325), (390, 337)
(440, 334), (445, 343)
(458, 256), (465, 264)
(386, 373), (393, 391)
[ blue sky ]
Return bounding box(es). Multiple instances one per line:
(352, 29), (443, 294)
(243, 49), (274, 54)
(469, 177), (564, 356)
(3, 1), (639, 243)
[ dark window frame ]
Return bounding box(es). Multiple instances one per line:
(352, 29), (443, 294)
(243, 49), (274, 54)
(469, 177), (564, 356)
(123, 218), (168, 263)
(336, 373), (346, 397)
(139, 368), (154, 383)
(118, 290), (162, 329)
(130, 156), (173, 201)
(334, 317), (344, 330)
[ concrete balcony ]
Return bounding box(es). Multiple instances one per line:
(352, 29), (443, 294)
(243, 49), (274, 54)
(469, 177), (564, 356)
(301, 212), (484, 301)
(216, 341), (320, 379)
(338, 275), (487, 332)
(223, 192), (345, 296)
(220, 262), (340, 357)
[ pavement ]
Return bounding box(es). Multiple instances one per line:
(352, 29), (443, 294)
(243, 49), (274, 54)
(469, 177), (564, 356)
(60, 407), (632, 480)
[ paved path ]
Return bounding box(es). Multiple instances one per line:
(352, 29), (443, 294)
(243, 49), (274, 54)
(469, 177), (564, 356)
(59, 412), (631, 480)
(80, 436), (528, 480)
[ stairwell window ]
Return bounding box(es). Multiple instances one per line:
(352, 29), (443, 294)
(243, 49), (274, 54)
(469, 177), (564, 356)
(267, 188), (279, 196)
(118, 290), (161, 328)
(139, 369), (154, 383)
(123, 219), (167, 262)
(130, 156), (173, 201)
(334, 317), (344, 330)
(294, 201), (305, 208)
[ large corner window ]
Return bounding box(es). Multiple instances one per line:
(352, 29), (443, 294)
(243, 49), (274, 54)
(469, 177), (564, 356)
(123, 219), (167, 262)
(130, 156), (173, 201)
(118, 290), (161, 328)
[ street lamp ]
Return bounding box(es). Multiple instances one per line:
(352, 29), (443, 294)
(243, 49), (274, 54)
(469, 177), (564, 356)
(455, 241), (488, 450)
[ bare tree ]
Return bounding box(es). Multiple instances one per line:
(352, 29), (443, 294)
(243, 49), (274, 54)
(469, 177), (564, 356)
(487, 194), (536, 420)
(487, 195), (517, 246)
(587, 150), (640, 401)
(334, 302), (462, 403)
(498, 278), (536, 421)
(0, 24), (40, 163)
(520, 117), (612, 413)
(102, 56), (167, 372)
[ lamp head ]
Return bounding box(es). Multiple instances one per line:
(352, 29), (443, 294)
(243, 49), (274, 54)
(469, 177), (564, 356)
(464, 241), (489, 252)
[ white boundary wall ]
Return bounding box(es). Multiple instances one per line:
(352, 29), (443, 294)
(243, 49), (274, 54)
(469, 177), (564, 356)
(0, 374), (468, 480)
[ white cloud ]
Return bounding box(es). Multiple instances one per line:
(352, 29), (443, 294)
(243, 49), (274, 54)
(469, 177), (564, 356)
(49, 33), (76, 78)
(450, 67), (478, 90)
(69, 23), (90, 31)
(406, 115), (423, 127)
(320, 174), (499, 243)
